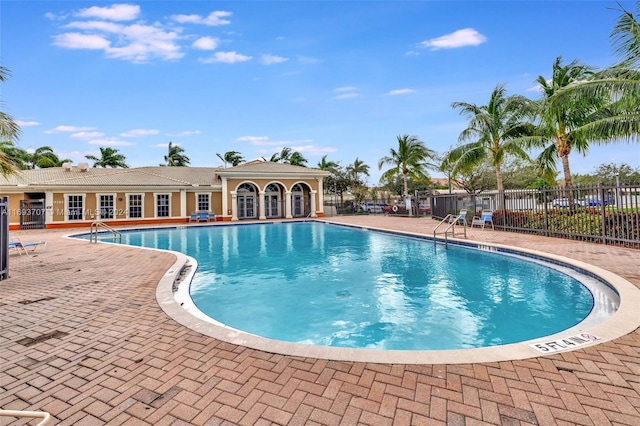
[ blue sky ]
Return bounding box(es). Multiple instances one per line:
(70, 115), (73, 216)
(3, 1), (639, 183)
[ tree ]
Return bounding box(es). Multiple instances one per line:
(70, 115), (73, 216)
(346, 158), (370, 184)
(216, 151), (243, 168)
(610, 0), (640, 68)
(378, 134), (438, 197)
(443, 84), (536, 194)
(0, 141), (31, 170)
(85, 147), (129, 168)
(0, 65), (20, 176)
(164, 142), (190, 166)
(288, 151), (308, 167)
(30, 146), (69, 168)
(532, 57), (618, 189)
(269, 147), (307, 166)
(317, 155), (339, 173)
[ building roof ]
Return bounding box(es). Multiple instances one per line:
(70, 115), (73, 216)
(0, 162), (329, 189)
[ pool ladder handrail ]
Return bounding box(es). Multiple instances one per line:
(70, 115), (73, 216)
(89, 221), (122, 244)
(0, 409), (52, 425)
(433, 214), (466, 247)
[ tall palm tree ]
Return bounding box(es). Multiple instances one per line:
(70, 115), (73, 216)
(531, 57), (616, 188)
(443, 84), (536, 193)
(216, 151), (243, 167)
(0, 65), (20, 176)
(164, 142), (190, 166)
(347, 158), (370, 183)
(85, 147), (129, 168)
(378, 134), (438, 197)
(611, 0), (640, 68)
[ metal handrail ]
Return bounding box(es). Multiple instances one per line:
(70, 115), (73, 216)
(433, 214), (466, 247)
(90, 221), (122, 244)
(0, 409), (51, 425)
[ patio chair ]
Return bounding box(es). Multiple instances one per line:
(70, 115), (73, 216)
(189, 212), (198, 222)
(9, 238), (47, 256)
(197, 211), (209, 222)
(208, 212), (216, 222)
(456, 209), (468, 225)
(471, 210), (494, 230)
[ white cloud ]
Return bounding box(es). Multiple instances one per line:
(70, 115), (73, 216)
(65, 20), (122, 33)
(387, 88), (414, 95)
(44, 125), (96, 134)
(335, 93), (359, 100)
(334, 86), (357, 93)
(192, 36), (219, 50)
(172, 11), (232, 26)
(16, 120), (39, 127)
(88, 138), (133, 146)
(201, 51), (252, 64)
(53, 32), (111, 49)
(154, 142), (183, 148)
(420, 28), (487, 50)
(290, 145), (337, 155)
(168, 130), (201, 137)
(76, 4), (140, 21)
(262, 54), (288, 65)
(237, 136), (273, 145)
(120, 129), (160, 137)
(71, 131), (105, 139)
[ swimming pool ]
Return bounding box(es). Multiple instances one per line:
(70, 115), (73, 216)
(102, 221), (620, 355)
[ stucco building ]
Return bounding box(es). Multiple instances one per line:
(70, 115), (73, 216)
(0, 160), (330, 230)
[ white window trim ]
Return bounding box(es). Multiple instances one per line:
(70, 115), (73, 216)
(196, 192), (211, 212)
(126, 193), (144, 219)
(64, 193), (86, 222)
(95, 193), (117, 220)
(154, 193), (171, 218)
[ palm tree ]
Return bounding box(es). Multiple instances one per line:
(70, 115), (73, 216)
(0, 65), (20, 176)
(531, 57), (617, 188)
(347, 158), (370, 184)
(269, 147), (307, 166)
(378, 134), (438, 197)
(85, 147), (129, 168)
(29, 146), (69, 168)
(288, 151), (307, 167)
(216, 151), (244, 167)
(611, 1), (640, 68)
(0, 141), (31, 170)
(444, 84), (536, 194)
(317, 155), (339, 173)
(269, 147), (292, 163)
(164, 142), (190, 166)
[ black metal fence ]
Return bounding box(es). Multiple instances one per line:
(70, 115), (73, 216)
(1, 196), (9, 280)
(430, 184), (640, 249)
(19, 199), (46, 230)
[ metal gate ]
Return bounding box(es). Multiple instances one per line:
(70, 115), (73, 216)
(20, 199), (46, 230)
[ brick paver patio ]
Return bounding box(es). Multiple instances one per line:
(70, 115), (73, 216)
(1, 216), (639, 425)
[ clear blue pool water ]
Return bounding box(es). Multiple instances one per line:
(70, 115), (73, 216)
(110, 221), (595, 350)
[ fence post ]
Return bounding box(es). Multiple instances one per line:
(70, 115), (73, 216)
(0, 196), (8, 280)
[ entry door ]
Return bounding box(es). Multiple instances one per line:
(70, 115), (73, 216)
(265, 194), (279, 218)
(238, 195), (256, 219)
(292, 194), (303, 217)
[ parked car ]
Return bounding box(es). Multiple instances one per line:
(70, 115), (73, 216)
(418, 204), (431, 214)
(584, 195), (615, 206)
(359, 202), (388, 213)
(551, 197), (584, 208)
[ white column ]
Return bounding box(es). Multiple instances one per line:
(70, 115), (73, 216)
(180, 189), (187, 217)
(231, 191), (238, 221)
(259, 191), (266, 220)
(221, 177), (229, 218)
(310, 190), (317, 217)
(45, 191), (54, 226)
(285, 191), (293, 219)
